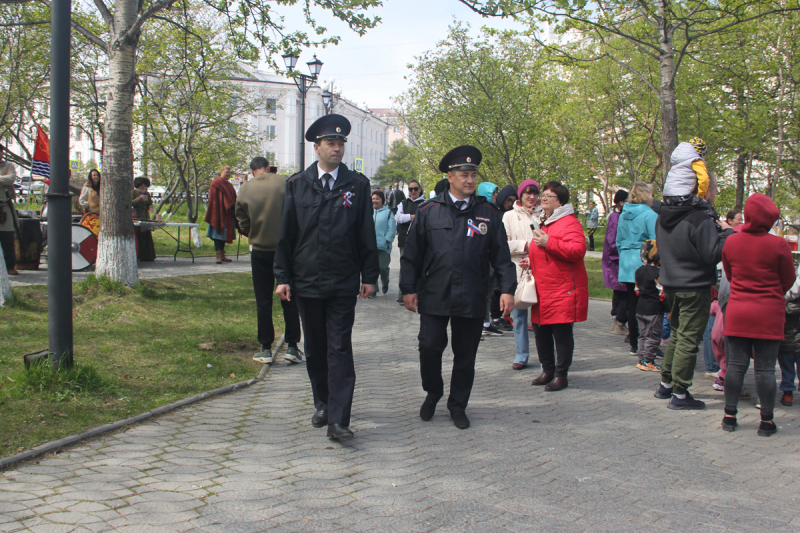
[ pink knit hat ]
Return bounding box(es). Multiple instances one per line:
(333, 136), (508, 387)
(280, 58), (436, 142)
(518, 179), (539, 198)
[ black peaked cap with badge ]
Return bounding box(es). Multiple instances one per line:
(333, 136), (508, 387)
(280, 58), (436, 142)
(305, 114), (351, 143)
(438, 145), (482, 173)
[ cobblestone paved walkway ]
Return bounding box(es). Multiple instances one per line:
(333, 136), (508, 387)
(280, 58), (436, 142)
(2, 250), (800, 532)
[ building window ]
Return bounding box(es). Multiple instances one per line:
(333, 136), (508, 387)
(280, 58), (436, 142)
(266, 98), (277, 114)
(266, 125), (276, 140)
(73, 151), (82, 162)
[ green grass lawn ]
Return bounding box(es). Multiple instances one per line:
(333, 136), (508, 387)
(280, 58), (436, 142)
(0, 273), (282, 458)
(585, 257), (612, 300)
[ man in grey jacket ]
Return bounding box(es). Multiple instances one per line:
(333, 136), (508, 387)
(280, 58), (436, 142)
(654, 182), (732, 410)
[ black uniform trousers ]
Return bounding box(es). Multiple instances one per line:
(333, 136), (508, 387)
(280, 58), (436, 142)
(295, 295), (357, 426)
(418, 313), (484, 413)
(0, 231), (15, 270)
(251, 250), (301, 349)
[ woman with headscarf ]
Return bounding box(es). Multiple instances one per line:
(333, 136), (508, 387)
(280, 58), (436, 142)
(503, 179), (540, 369)
(477, 181), (503, 336)
(602, 189), (629, 335)
(205, 165), (237, 264)
(720, 194), (795, 436)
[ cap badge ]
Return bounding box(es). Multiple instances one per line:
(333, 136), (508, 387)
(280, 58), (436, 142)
(466, 157), (472, 163)
(336, 127), (342, 133)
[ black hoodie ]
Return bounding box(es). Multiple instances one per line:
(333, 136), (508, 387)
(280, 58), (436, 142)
(655, 200), (733, 292)
(495, 185), (518, 213)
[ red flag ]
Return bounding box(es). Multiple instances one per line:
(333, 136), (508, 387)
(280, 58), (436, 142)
(31, 126), (50, 177)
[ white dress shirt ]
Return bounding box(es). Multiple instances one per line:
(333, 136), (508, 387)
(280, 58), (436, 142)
(449, 191), (470, 210)
(317, 164), (339, 189)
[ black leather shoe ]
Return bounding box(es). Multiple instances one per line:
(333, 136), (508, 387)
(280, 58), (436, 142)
(311, 409), (328, 428)
(451, 411), (470, 429)
(419, 395), (440, 421)
(531, 372), (554, 386)
(327, 423), (354, 439)
(544, 377), (568, 392)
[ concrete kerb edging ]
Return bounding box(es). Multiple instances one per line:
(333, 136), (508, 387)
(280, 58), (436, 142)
(0, 334), (286, 471)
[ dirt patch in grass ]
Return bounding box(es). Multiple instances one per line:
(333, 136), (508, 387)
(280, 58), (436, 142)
(0, 273), (283, 458)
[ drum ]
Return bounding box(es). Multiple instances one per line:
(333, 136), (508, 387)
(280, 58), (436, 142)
(13, 218), (43, 270)
(80, 212), (100, 235)
(71, 224), (97, 271)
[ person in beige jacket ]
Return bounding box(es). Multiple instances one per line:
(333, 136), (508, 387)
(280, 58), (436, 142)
(502, 179), (541, 369)
(0, 157), (18, 274)
(235, 157), (302, 365)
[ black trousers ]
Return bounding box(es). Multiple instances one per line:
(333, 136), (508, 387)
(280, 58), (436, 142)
(587, 227), (597, 251)
(612, 289), (628, 323)
(532, 322), (574, 379)
(251, 250), (301, 349)
(418, 314), (484, 413)
(0, 231), (15, 270)
(625, 282), (640, 351)
(213, 238), (226, 251)
(295, 295), (357, 426)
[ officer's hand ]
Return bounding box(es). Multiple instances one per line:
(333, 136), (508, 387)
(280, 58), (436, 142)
(276, 284), (291, 301)
(360, 284), (375, 299)
(499, 294), (514, 317)
(403, 294), (418, 313)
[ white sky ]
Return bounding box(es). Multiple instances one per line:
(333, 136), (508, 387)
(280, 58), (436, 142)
(263, 1), (527, 109)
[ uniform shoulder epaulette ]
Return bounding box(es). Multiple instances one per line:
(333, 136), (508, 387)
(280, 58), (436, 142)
(352, 172), (370, 185)
(287, 172), (303, 183)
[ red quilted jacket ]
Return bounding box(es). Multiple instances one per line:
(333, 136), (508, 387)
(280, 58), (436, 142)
(528, 208), (589, 325)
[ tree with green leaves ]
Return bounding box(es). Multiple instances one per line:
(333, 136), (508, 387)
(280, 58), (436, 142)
(135, 11), (264, 236)
(458, 0), (800, 179)
(52, 0), (380, 286)
(373, 139), (417, 188)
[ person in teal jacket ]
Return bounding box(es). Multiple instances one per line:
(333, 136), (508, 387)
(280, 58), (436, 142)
(371, 190), (397, 297)
(477, 181), (499, 204)
(616, 182), (658, 354)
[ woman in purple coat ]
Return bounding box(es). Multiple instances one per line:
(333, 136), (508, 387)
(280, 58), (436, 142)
(602, 190), (628, 334)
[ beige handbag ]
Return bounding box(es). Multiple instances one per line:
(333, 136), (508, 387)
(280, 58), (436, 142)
(514, 266), (538, 310)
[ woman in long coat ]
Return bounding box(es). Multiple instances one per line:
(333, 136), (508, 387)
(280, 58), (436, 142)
(602, 189), (628, 334)
(205, 165), (237, 264)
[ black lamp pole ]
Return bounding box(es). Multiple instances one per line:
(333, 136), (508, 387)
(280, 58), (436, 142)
(283, 54), (323, 170)
(47, 0), (73, 368)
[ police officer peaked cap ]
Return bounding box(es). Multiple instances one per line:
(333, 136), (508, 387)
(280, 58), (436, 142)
(305, 114), (351, 143)
(438, 145), (482, 173)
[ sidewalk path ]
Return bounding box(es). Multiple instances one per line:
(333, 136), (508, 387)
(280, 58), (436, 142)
(9, 254), (252, 287)
(1, 249), (799, 531)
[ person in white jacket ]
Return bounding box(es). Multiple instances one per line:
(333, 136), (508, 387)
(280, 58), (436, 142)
(503, 179), (541, 369)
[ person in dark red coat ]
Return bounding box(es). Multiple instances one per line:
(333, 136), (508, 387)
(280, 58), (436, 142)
(205, 165), (237, 263)
(721, 193), (796, 436)
(522, 181), (588, 392)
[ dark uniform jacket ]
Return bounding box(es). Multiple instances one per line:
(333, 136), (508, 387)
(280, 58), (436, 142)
(274, 162), (379, 299)
(400, 193), (516, 318)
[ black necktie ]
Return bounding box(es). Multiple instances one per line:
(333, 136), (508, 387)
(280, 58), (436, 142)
(455, 200), (466, 210)
(322, 173), (332, 192)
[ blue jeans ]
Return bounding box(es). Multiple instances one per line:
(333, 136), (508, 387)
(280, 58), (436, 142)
(511, 308), (530, 365)
(778, 352), (800, 392)
(702, 314), (720, 373)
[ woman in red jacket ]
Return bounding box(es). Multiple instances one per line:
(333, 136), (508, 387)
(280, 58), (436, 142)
(522, 181), (589, 392)
(721, 193), (796, 436)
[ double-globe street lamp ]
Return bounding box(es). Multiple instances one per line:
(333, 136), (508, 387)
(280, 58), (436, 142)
(282, 53), (323, 170)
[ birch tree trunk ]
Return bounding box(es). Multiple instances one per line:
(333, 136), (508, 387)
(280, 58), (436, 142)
(657, 0), (679, 176)
(94, 1), (140, 286)
(0, 245), (12, 306)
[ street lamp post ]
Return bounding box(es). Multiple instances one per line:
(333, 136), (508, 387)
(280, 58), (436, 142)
(322, 89), (338, 115)
(282, 53), (323, 170)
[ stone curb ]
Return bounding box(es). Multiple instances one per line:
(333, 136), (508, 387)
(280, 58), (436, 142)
(0, 334), (286, 471)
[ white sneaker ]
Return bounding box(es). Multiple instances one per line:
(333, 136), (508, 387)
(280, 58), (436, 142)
(253, 350), (273, 364)
(705, 371), (719, 380)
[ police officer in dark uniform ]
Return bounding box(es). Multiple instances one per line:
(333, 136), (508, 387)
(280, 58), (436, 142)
(400, 145), (517, 429)
(274, 114), (379, 440)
